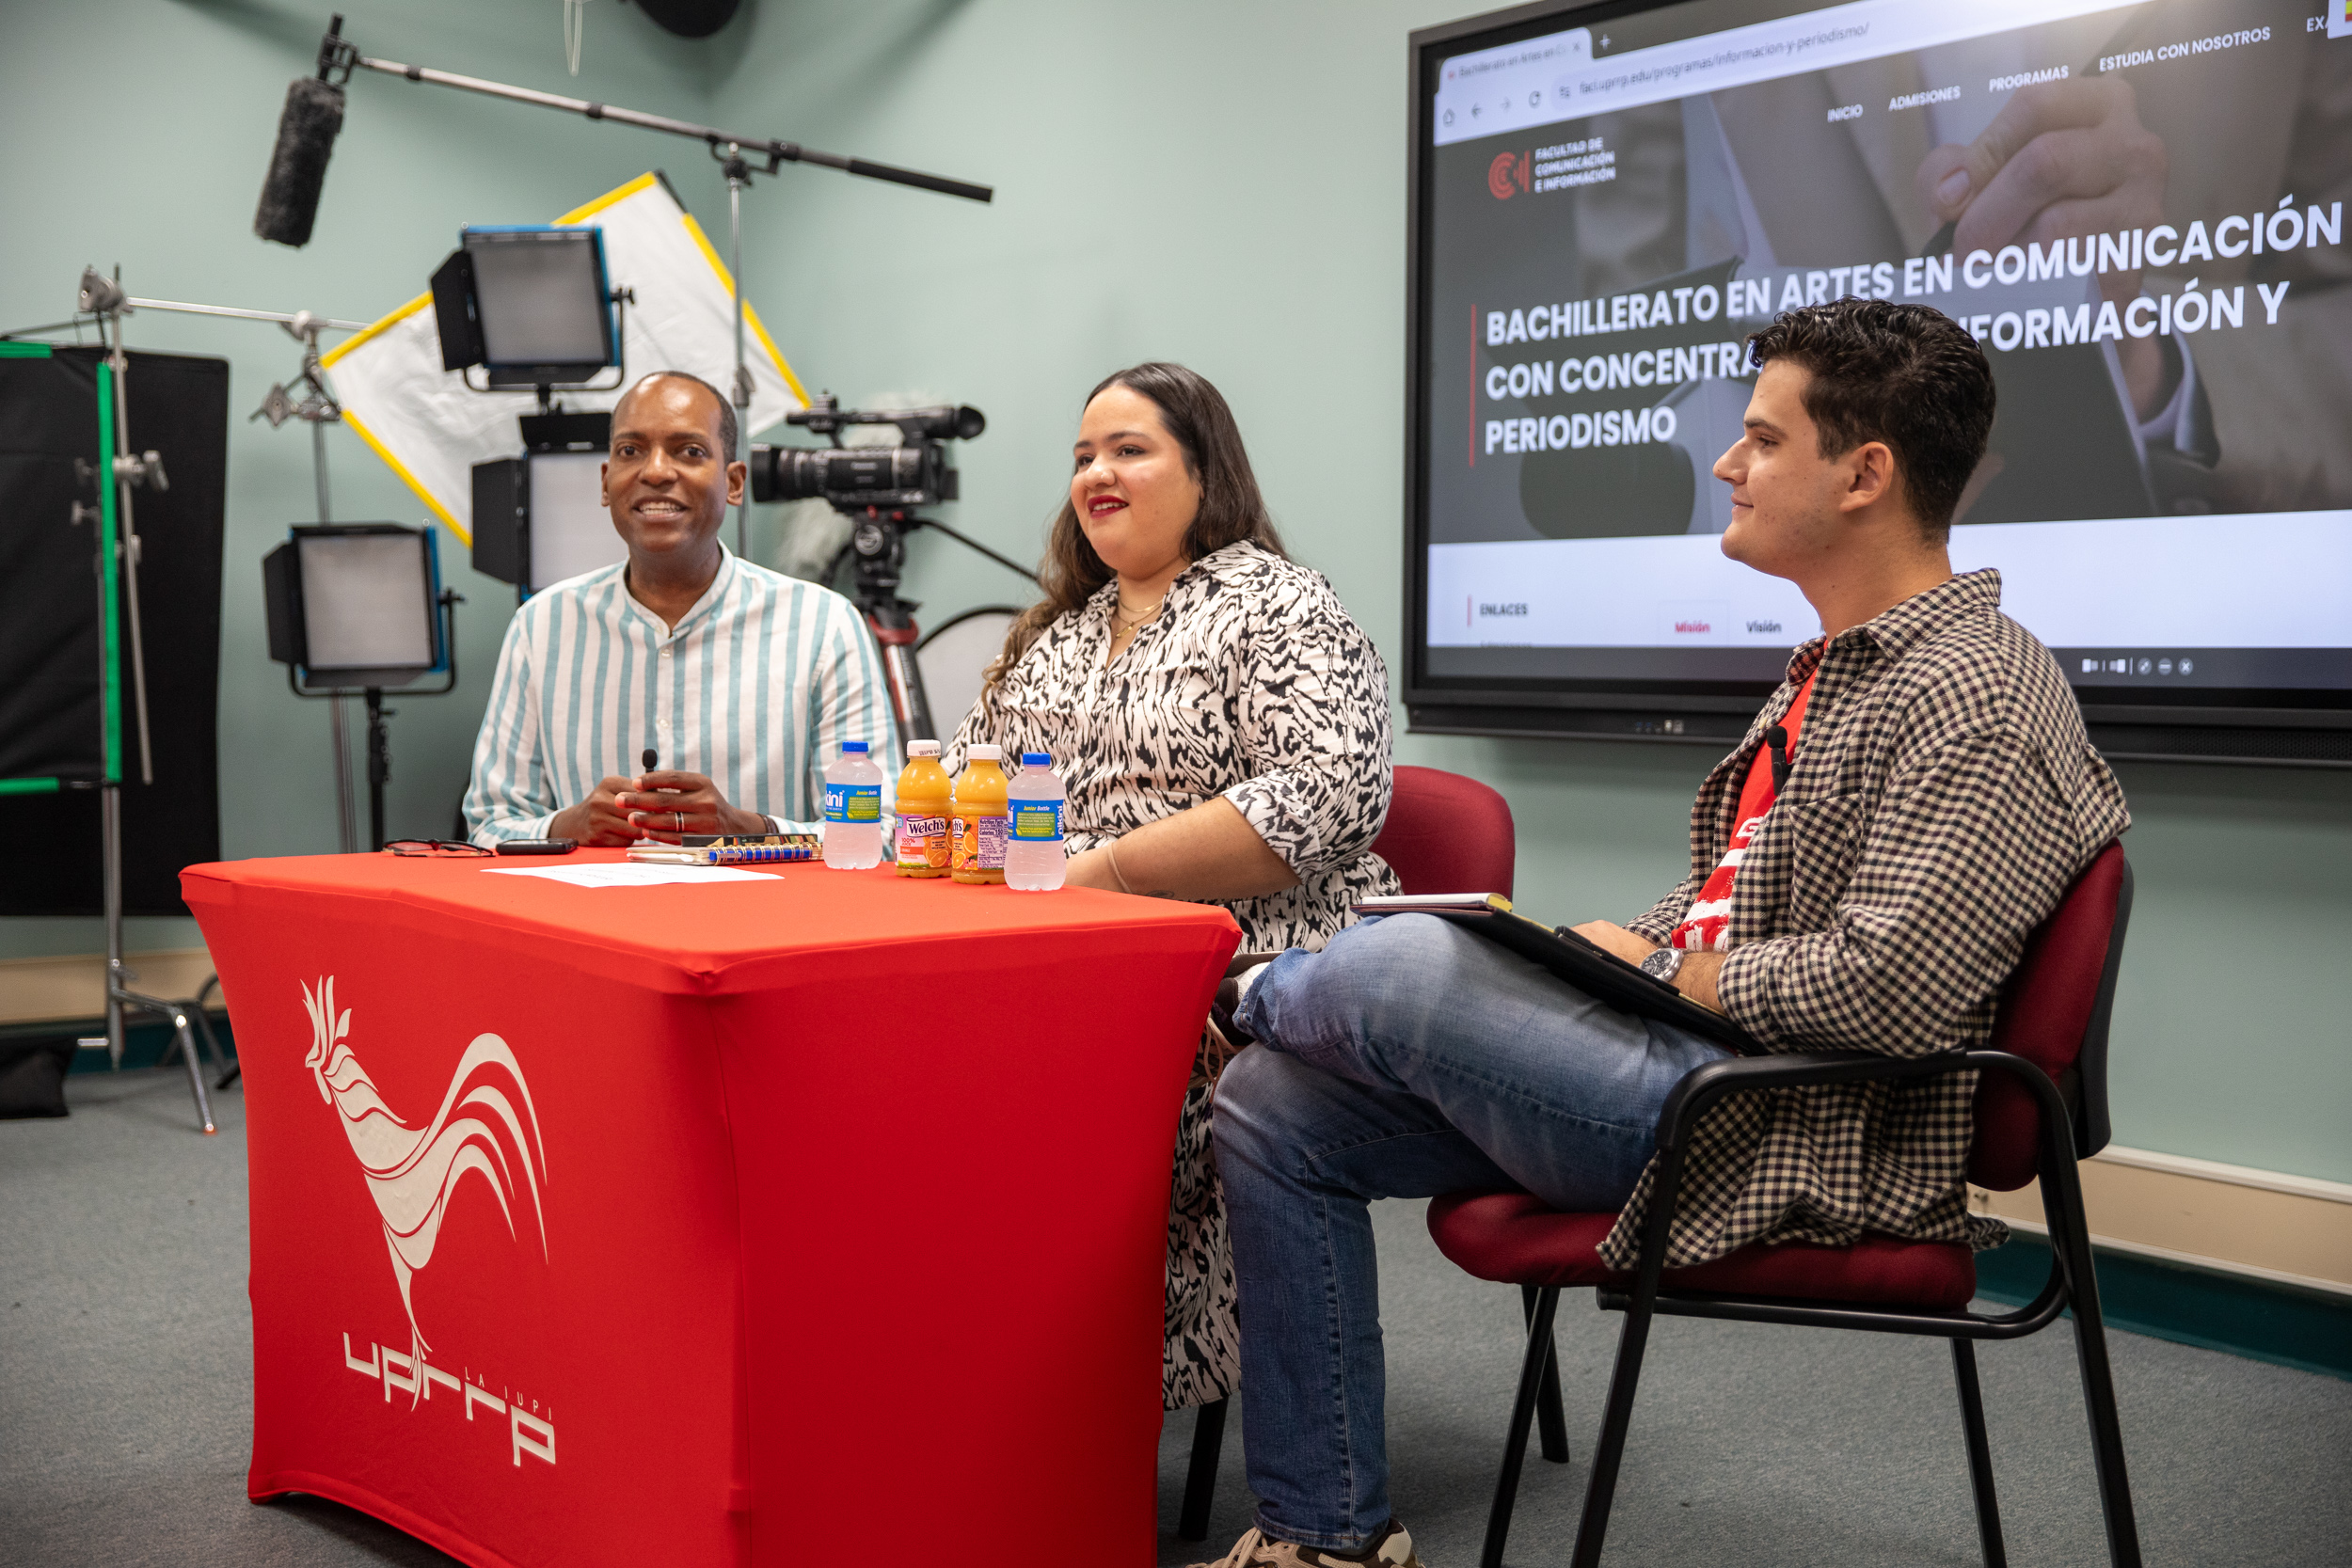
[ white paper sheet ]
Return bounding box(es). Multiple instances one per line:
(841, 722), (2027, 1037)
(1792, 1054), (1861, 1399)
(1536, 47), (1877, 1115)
(482, 863), (779, 888)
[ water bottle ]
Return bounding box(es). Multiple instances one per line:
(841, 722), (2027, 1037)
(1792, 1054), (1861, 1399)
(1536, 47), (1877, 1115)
(822, 741), (885, 869)
(1004, 752), (1067, 892)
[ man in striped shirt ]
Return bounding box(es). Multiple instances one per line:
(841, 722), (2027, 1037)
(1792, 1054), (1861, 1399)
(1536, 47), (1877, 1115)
(464, 372), (898, 845)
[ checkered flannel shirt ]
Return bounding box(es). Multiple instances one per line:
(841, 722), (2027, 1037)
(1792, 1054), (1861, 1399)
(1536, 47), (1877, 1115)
(1603, 569), (2129, 1270)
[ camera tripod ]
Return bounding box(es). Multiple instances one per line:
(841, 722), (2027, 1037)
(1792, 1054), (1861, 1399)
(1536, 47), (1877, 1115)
(827, 510), (1038, 746)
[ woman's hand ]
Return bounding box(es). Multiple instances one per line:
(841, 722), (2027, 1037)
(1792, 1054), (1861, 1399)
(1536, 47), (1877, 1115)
(1068, 800), (1299, 902)
(1062, 846), (1123, 892)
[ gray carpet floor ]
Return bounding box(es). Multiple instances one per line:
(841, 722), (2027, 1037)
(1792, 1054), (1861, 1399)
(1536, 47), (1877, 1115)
(3, 1068), (2346, 1567)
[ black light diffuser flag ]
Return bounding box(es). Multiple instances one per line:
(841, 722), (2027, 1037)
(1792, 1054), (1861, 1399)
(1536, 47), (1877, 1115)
(0, 347), (226, 915)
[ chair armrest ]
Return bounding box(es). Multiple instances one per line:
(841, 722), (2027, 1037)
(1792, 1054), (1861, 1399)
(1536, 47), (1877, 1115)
(1653, 1049), (1977, 1153)
(1614, 1048), (2073, 1299)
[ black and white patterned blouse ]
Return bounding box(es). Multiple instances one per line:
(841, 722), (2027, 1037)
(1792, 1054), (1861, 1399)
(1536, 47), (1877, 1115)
(945, 539), (1399, 950)
(945, 539), (1398, 1408)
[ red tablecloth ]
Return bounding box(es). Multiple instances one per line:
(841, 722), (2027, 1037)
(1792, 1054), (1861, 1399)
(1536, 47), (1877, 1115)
(183, 852), (1240, 1568)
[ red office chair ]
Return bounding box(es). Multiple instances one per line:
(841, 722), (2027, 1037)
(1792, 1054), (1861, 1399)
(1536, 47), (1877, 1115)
(1175, 766), (1521, 1541)
(1427, 843), (2138, 1567)
(1371, 766), (1518, 899)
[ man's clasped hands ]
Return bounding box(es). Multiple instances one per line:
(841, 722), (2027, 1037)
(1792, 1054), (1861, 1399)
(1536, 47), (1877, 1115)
(547, 768), (773, 847)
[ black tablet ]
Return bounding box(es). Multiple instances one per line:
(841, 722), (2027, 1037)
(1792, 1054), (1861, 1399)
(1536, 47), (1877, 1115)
(1350, 893), (1763, 1055)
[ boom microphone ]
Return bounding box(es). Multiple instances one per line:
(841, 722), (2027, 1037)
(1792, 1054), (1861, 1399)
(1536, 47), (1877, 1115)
(253, 17), (350, 248)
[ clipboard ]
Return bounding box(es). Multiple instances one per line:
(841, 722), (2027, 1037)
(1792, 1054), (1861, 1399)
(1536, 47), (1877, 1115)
(1350, 893), (1764, 1055)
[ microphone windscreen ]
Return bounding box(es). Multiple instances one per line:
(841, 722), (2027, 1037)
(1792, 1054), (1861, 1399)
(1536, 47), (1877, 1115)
(254, 76), (345, 248)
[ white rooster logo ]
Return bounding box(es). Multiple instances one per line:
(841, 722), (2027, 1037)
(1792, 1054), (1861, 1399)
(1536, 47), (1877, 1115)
(301, 977), (549, 1382)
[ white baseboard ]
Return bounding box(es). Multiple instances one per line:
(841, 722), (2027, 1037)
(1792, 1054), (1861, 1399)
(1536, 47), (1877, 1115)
(1971, 1143), (2352, 1296)
(1987, 1214), (2352, 1300)
(0, 948), (225, 1027)
(2090, 1144), (2352, 1205)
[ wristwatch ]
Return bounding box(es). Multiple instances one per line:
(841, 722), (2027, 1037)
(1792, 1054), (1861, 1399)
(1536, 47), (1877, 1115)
(1640, 946), (1685, 984)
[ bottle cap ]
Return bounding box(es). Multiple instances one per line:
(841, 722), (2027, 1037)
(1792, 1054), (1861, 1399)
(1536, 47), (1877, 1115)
(968, 743), (1002, 761)
(842, 741), (868, 753)
(909, 740), (941, 757)
(1022, 752), (1051, 766)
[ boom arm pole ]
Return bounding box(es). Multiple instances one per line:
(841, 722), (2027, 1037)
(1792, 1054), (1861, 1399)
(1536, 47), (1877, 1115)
(342, 53), (993, 204)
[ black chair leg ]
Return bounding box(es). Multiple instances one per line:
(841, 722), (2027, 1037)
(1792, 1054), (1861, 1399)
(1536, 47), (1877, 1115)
(1177, 1396), (1228, 1542)
(1520, 1283), (1571, 1465)
(1950, 1339), (2007, 1568)
(1568, 1291), (1658, 1568)
(2048, 1194), (2144, 1566)
(1480, 1286), (1561, 1568)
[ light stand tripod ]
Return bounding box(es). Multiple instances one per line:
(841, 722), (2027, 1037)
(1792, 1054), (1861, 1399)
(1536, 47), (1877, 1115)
(10, 271), (372, 1127)
(721, 140), (756, 560)
(279, 591), (465, 853)
(252, 307), (370, 851)
(69, 272), (213, 1130)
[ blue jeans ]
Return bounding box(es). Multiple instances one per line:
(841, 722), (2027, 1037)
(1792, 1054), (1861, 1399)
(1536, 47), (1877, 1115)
(1213, 914), (1729, 1551)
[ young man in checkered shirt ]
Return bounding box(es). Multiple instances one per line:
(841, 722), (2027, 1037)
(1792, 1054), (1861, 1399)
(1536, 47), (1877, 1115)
(1195, 298), (2128, 1568)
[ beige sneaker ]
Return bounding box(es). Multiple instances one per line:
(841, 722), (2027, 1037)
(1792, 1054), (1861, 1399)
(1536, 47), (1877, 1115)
(1186, 1521), (1424, 1568)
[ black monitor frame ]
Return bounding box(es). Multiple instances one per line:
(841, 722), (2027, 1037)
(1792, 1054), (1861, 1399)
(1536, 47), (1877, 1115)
(1402, 0), (2352, 768)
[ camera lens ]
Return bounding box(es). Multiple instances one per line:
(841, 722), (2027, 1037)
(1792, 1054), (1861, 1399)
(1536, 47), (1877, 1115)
(750, 444), (936, 505)
(748, 444), (828, 503)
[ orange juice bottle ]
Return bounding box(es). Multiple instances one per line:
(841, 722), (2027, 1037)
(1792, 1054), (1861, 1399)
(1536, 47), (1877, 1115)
(894, 740), (953, 878)
(950, 744), (1009, 885)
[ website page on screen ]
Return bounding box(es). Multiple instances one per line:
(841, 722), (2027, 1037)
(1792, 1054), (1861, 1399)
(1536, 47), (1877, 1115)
(1422, 0), (2352, 694)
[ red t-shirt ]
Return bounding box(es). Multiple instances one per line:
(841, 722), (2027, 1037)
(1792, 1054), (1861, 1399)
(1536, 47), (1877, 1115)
(1668, 674), (1817, 952)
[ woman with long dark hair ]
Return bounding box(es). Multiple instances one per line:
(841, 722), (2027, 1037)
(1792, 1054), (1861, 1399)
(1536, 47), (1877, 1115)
(944, 362), (1397, 1412)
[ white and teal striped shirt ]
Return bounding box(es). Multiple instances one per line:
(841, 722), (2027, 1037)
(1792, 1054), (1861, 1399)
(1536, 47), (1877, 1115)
(463, 547), (900, 843)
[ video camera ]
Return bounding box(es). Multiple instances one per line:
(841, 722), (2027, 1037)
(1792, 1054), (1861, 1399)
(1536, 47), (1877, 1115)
(748, 394), (985, 512)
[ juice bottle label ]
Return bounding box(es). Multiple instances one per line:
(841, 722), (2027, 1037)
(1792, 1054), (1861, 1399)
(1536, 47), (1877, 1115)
(953, 813), (1009, 874)
(1010, 800), (1064, 842)
(897, 814), (949, 869)
(823, 783), (882, 823)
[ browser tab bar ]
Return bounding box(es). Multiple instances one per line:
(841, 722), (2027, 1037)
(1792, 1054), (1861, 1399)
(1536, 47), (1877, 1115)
(1436, 27), (1588, 138)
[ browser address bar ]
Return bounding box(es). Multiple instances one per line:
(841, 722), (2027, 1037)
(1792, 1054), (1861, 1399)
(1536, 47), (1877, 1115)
(1434, 0), (2139, 145)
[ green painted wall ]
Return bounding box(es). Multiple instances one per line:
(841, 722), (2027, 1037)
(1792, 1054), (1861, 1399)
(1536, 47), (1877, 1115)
(0, 0), (749, 953)
(5, 0), (2346, 1185)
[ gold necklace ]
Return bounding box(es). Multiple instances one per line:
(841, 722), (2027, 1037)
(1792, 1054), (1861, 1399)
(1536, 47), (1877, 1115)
(1111, 593), (1166, 634)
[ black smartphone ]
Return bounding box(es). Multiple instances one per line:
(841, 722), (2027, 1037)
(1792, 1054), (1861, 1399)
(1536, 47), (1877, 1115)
(495, 839), (578, 856)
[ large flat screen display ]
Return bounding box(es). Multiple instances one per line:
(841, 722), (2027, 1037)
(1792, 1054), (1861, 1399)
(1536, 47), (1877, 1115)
(1406, 0), (2352, 762)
